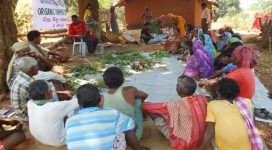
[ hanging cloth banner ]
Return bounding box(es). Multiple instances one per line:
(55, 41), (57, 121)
(32, 0), (67, 29)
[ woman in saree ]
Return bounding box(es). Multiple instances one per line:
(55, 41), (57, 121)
(167, 13), (186, 37)
(183, 40), (214, 79)
(192, 28), (203, 43)
(150, 15), (166, 34)
(200, 34), (218, 62)
(216, 32), (232, 51)
(162, 28), (182, 54)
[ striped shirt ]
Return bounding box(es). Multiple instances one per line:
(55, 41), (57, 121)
(65, 107), (135, 150)
(10, 71), (34, 123)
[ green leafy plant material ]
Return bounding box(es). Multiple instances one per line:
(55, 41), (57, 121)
(149, 51), (171, 58)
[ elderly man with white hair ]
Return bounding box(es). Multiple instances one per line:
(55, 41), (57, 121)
(10, 56), (39, 123)
(7, 42), (73, 100)
(7, 42), (54, 88)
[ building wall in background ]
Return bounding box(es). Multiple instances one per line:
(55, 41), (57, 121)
(124, 0), (213, 29)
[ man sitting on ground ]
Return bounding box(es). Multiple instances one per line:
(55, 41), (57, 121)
(10, 56), (38, 123)
(101, 67), (148, 139)
(68, 15), (98, 56)
(7, 42), (53, 88)
(0, 119), (34, 149)
(142, 76), (207, 149)
(27, 30), (62, 67)
(27, 80), (79, 147)
(7, 42), (73, 100)
(65, 84), (149, 150)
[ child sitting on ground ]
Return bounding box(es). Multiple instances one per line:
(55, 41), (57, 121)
(177, 41), (193, 61)
(207, 47), (237, 79)
(0, 119), (34, 149)
(180, 35), (189, 51)
(27, 80), (79, 147)
(140, 23), (153, 43)
(168, 23), (177, 37)
(101, 67), (148, 139)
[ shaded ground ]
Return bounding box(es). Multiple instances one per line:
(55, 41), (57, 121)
(244, 37), (272, 149)
(1, 29), (271, 149)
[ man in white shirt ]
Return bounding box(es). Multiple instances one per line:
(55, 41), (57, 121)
(27, 80), (79, 147)
(201, 3), (210, 34)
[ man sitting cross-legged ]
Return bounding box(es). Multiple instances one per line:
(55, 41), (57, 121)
(101, 67), (148, 139)
(27, 80), (79, 147)
(0, 119), (34, 150)
(65, 84), (149, 150)
(142, 76), (207, 149)
(27, 30), (62, 66)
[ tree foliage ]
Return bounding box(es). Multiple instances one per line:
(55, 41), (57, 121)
(65, 0), (78, 16)
(215, 0), (241, 18)
(250, 0), (272, 13)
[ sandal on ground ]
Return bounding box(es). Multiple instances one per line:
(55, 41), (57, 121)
(254, 108), (272, 120)
(268, 92), (272, 99)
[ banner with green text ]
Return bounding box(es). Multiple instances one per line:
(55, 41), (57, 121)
(32, 0), (67, 29)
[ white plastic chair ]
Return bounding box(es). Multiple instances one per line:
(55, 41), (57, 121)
(72, 38), (86, 56)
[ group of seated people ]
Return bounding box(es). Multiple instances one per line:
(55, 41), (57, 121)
(2, 9), (263, 149)
(5, 30), (263, 149)
(5, 58), (263, 149)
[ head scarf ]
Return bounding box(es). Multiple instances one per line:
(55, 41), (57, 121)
(7, 42), (30, 83)
(198, 29), (204, 38)
(158, 15), (166, 25)
(167, 13), (175, 19)
(233, 45), (257, 68)
(223, 32), (232, 45)
(229, 37), (243, 44)
(217, 31), (232, 51)
(203, 34), (215, 62)
(10, 42), (29, 52)
(183, 40), (214, 78)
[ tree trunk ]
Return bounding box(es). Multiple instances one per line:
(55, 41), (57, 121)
(0, 0), (18, 94)
(78, 0), (99, 21)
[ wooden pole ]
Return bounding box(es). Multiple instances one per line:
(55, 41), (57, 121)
(17, 29), (67, 37)
(46, 36), (71, 50)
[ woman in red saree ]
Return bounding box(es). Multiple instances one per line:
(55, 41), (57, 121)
(163, 28), (182, 54)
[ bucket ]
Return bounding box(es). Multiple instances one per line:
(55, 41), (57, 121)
(97, 44), (104, 54)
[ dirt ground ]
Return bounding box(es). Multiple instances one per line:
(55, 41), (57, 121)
(244, 37), (272, 149)
(1, 29), (272, 149)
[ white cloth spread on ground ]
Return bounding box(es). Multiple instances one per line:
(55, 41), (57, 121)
(27, 97), (79, 146)
(124, 54), (272, 123)
(80, 53), (272, 123)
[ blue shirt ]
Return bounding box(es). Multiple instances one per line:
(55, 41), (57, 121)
(224, 63), (237, 72)
(223, 63), (237, 76)
(65, 107), (135, 150)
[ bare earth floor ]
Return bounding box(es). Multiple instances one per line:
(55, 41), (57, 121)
(1, 30), (271, 149)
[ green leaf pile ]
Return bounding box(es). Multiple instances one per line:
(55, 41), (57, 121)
(149, 51), (171, 58)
